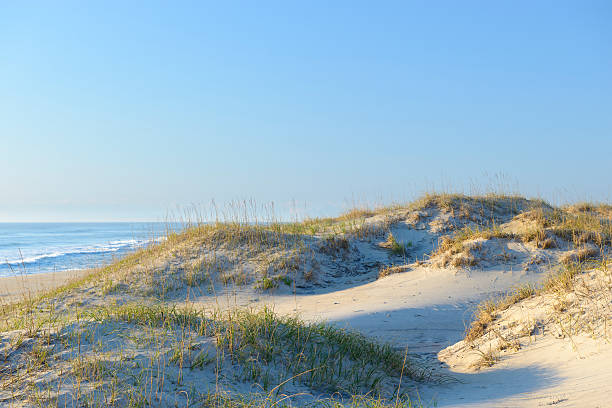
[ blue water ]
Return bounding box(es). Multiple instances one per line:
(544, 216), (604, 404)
(0, 223), (168, 277)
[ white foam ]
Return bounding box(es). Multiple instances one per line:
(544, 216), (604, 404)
(1, 238), (158, 267)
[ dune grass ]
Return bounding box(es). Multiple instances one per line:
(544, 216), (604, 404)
(457, 197), (611, 344)
(465, 257), (611, 345)
(3, 192), (612, 406)
(465, 283), (537, 342)
(0, 302), (430, 407)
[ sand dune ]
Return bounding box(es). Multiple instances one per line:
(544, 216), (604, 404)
(1, 194), (610, 407)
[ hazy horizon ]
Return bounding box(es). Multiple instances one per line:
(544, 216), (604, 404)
(1, 180), (609, 223)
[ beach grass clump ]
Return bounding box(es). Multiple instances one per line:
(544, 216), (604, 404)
(434, 225), (513, 256)
(559, 245), (600, 266)
(516, 205), (612, 248)
(319, 235), (351, 256)
(99, 304), (423, 388)
(0, 304), (430, 407)
(377, 265), (410, 279)
(542, 261), (585, 293)
(465, 283), (537, 342)
(273, 205), (391, 239)
(430, 225), (513, 268)
(410, 193), (546, 220)
(255, 275), (292, 290)
(379, 233), (410, 257)
(459, 258), (612, 371)
(519, 227), (557, 249)
(465, 256), (611, 345)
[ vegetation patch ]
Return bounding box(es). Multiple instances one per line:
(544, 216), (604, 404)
(0, 304), (432, 407)
(379, 233), (411, 256)
(378, 265), (411, 279)
(465, 284), (536, 342)
(457, 258), (612, 370)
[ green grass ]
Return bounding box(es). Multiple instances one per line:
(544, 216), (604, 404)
(1, 303), (431, 407)
(143, 391), (429, 408)
(96, 304), (428, 388)
(255, 275), (292, 290)
(379, 233), (411, 257)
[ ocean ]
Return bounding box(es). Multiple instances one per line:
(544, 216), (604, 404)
(0, 222), (168, 277)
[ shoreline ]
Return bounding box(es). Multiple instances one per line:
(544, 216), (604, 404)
(0, 269), (89, 305)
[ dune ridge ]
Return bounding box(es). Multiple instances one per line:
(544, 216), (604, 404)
(1, 193), (611, 407)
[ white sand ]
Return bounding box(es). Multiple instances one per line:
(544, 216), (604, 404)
(3, 265), (610, 407)
(198, 263), (611, 407)
(3, 199), (610, 407)
(0, 269), (88, 305)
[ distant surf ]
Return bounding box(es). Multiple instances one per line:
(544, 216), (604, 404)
(0, 223), (168, 277)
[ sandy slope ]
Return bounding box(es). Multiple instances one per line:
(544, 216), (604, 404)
(431, 336), (612, 408)
(2, 263), (610, 407)
(206, 266), (543, 351)
(187, 263), (610, 407)
(2, 196), (610, 407)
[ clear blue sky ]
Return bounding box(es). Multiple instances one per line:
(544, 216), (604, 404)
(1, 1), (611, 221)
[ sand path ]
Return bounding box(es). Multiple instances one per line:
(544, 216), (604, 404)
(2, 266), (610, 407)
(202, 266), (611, 408)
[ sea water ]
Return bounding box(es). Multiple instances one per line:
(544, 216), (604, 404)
(0, 223), (168, 277)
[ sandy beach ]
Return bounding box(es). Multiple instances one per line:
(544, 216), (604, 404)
(0, 269), (88, 304)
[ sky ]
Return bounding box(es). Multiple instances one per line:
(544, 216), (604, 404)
(1, 1), (611, 222)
